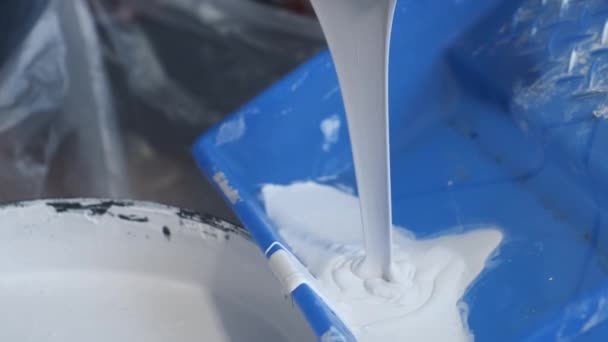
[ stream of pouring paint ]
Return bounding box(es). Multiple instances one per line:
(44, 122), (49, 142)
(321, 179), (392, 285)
(309, 0), (396, 280)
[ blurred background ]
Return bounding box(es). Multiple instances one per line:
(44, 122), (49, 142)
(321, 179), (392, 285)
(0, 0), (324, 223)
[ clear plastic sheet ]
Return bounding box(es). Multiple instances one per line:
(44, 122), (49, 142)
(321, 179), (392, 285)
(0, 0), (129, 201)
(0, 0), (323, 221)
(93, 0), (324, 148)
(0, 4), (69, 200)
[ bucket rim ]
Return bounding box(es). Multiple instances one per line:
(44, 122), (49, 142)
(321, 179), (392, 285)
(0, 198), (250, 240)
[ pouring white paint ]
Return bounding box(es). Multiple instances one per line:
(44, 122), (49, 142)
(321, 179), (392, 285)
(262, 0), (504, 340)
(309, 0), (396, 281)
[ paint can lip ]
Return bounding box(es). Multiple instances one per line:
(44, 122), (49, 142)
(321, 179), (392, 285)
(0, 198), (250, 240)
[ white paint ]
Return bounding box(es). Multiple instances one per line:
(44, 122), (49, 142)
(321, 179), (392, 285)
(215, 115), (246, 146)
(568, 49), (578, 74)
(213, 171), (241, 204)
(0, 200), (314, 342)
(263, 182), (502, 341)
(309, 0), (397, 279)
(582, 297), (608, 333)
(320, 115), (341, 152)
(593, 106), (608, 119)
(322, 86), (340, 101)
(290, 71), (310, 92)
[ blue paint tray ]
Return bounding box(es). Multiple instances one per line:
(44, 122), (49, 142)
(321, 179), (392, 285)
(194, 0), (608, 340)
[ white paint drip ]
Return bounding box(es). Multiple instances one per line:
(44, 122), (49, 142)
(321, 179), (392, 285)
(263, 182), (502, 341)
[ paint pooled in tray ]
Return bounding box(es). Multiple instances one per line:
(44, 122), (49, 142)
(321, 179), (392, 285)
(262, 182), (502, 341)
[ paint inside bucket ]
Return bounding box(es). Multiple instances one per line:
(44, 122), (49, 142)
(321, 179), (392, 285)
(0, 200), (314, 342)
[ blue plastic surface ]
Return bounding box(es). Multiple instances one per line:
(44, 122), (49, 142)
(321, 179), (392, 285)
(194, 0), (608, 340)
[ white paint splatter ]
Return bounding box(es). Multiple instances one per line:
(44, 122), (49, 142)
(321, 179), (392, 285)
(213, 172), (240, 204)
(321, 115), (341, 152)
(216, 116), (246, 146)
(323, 86), (341, 101)
(593, 106), (608, 119)
(290, 72), (310, 92)
(582, 297), (608, 333)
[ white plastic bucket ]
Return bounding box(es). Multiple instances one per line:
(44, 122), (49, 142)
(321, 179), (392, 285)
(0, 199), (314, 342)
